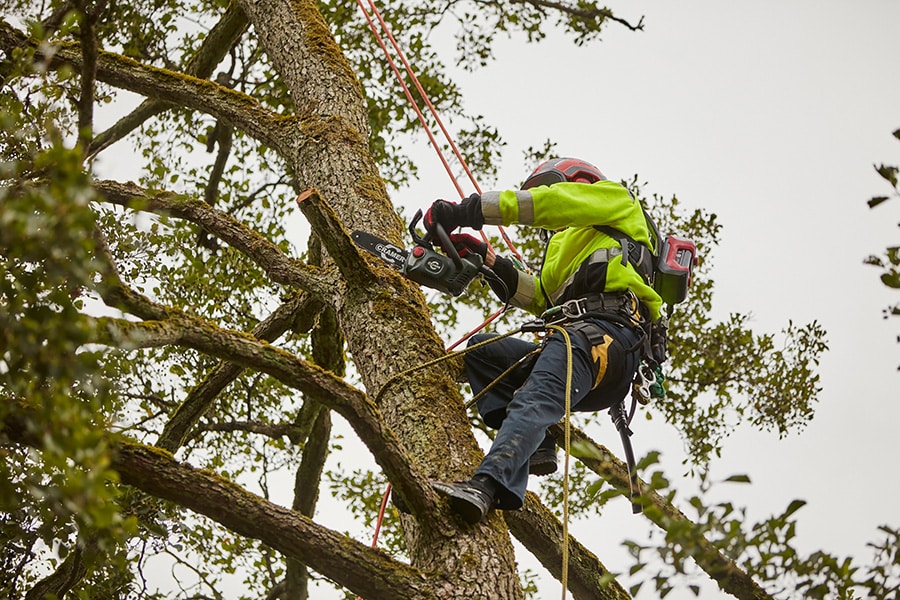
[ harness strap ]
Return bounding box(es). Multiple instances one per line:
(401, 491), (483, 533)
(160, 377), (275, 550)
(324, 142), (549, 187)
(565, 319), (609, 347)
(594, 225), (655, 284)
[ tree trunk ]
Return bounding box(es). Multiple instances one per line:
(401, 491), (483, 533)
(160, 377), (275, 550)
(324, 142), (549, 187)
(235, 0), (525, 596)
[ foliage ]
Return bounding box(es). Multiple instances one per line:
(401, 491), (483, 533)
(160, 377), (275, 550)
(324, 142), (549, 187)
(0, 101), (136, 595)
(864, 128), (899, 369)
(622, 456), (900, 599)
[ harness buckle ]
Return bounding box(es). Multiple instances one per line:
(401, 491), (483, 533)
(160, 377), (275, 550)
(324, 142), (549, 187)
(559, 298), (589, 320)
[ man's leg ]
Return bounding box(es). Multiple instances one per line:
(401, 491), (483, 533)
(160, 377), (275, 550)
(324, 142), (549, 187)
(433, 330), (597, 523)
(472, 329), (599, 510)
(464, 333), (538, 428)
(435, 319), (642, 522)
(466, 333), (558, 474)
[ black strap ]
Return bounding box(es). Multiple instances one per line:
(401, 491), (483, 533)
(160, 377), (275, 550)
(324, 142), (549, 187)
(594, 225), (654, 284)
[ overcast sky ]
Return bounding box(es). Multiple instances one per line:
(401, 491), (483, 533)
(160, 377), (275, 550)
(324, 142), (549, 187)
(393, 1), (899, 596)
(86, 0), (899, 597)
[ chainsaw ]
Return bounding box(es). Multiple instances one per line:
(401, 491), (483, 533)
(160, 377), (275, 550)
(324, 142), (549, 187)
(352, 210), (487, 296)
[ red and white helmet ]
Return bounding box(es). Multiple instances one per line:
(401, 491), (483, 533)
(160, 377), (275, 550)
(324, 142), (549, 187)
(521, 157), (606, 190)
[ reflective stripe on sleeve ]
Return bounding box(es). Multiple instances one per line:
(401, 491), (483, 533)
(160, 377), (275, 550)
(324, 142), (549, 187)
(513, 191), (535, 224)
(481, 191), (502, 225)
(481, 190), (535, 225)
(511, 271), (537, 310)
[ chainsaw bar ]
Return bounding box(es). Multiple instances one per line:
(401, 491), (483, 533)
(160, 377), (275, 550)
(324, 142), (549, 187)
(352, 230), (408, 271)
(352, 228), (484, 297)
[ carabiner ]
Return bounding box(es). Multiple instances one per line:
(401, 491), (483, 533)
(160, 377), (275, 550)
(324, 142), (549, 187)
(633, 363), (656, 405)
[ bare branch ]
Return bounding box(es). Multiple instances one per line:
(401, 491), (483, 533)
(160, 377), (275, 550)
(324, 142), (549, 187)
(93, 179), (332, 296)
(157, 291), (323, 452)
(88, 1), (250, 157)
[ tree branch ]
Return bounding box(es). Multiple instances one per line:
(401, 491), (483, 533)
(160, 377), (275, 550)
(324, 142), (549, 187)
(510, 0), (644, 31)
(24, 534), (96, 600)
(73, 0), (108, 149)
(91, 223), (171, 321)
(91, 310), (443, 521)
(113, 442), (439, 600)
(550, 424), (772, 600)
(286, 405), (331, 599)
(188, 419), (305, 440)
(506, 494), (630, 600)
(286, 280), (341, 599)
(157, 291), (323, 452)
(88, 0), (250, 157)
(295, 188), (382, 290)
(0, 414), (441, 600)
(93, 179), (332, 296)
(0, 18), (293, 155)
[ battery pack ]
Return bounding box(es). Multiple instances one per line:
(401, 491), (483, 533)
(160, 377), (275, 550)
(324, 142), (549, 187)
(654, 235), (698, 305)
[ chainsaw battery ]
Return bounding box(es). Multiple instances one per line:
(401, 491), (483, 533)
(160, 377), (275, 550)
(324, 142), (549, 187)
(654, 235), (698, 305)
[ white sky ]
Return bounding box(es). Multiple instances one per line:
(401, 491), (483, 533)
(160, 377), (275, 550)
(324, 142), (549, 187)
(85, 0), (899, 597)
(393, 0), (900, 597)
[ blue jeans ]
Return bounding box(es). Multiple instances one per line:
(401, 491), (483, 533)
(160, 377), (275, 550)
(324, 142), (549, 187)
(464, 318), (642, 509)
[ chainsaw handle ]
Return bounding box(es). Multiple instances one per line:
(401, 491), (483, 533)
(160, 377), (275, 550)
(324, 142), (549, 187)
(409, 209), (427, 246)
(409, 209), (464, 270)
(434, 223), (464, 270)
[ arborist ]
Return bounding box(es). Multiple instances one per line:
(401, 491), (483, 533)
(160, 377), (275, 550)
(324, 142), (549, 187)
(422, 157), (665, 524)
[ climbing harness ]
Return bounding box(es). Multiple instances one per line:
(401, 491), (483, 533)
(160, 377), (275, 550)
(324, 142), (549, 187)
(527, 298), (649, 515)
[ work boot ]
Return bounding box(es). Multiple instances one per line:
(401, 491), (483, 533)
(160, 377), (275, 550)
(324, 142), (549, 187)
(529, 431), (558, 476)
(431, 475), (497, 524)
(528, 447), (558, 476)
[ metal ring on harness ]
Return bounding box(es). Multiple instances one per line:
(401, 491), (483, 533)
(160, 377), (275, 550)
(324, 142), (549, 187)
(538, 290), (642, 327)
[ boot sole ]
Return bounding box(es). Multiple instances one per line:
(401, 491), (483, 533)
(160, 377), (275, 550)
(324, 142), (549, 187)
(529, 461), (558, 476)
(448, 496), (487, 524)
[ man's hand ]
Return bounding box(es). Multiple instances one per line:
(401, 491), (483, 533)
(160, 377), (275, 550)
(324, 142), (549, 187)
(423, 200), (464, 235)
(423, 193), (484, 236)
(450, 233), (496, 267)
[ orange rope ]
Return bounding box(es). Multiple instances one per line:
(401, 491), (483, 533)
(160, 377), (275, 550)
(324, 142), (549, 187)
(371, 484), (392, 546)
(354, 0), (465, 198)
(365, 0), (481, 195)
(355, 0), (528, 268)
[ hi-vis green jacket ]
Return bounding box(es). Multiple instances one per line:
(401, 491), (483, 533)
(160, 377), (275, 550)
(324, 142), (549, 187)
(480, 180), (663, 321)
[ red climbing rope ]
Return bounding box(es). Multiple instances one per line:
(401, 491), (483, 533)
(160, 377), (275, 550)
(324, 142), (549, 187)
(354, 0), (528, 268)
(354, 0), (466, 199)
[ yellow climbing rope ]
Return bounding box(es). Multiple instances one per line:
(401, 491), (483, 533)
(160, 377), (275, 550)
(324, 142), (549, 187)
(546, 324), (573, 600)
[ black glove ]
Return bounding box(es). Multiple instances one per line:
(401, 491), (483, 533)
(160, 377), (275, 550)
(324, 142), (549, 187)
(423, 193), (483, 235)
(449, 233), (488, 260)
(488, 255), (518, 302)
